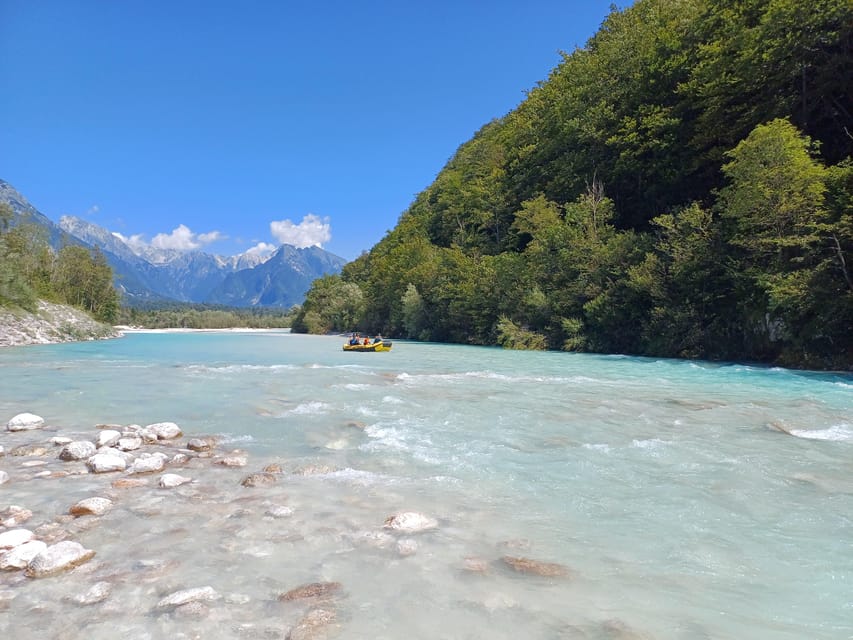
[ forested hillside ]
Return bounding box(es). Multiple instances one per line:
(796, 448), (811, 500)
(294, 0), (852, 369)
(0, 203), (119, 323)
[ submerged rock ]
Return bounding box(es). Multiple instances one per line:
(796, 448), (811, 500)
(286, 607), (337, 640)
(278, 581), (343, 602)
(241, 472), (278, 487)
(71, 581), (112, 605)
(6, 413), (45, 431)
(0, 506), (33, 528)
(500, 555), (569, 578)
(215, 455), (248, 468)
(26, 540), (96, 578)
(155, 586), (219, 609)
(11, 444), (49, 457)
(112, 477), (150, 489)
(383, 512), (438, 533)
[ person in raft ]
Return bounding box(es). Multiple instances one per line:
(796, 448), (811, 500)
(363, 335), (371, 345)
(349, 333), (360, 345)
(373, 334), (383, 344)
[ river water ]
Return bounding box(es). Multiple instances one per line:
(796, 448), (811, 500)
(0, 330), (851, 639)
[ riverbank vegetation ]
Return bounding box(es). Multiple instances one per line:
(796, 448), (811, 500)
(0, 203), (120, 323)
(293, 0), (852, 370)
(116, 303), (297, 329)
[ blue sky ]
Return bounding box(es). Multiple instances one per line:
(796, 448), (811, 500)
(1, 1), (618, 262)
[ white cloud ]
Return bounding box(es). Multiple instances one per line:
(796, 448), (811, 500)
(113, 224), (225, 253)
(150, 224), (225, 251)
(86, 205), (100, 216)
(244, 241), (277, 258)
(112, 231), (148, 252)
(270, 214), (331, 248)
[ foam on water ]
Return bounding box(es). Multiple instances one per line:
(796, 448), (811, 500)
(0, 332), (851, 639)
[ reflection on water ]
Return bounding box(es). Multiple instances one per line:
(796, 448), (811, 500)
(0, 331), (851, 639)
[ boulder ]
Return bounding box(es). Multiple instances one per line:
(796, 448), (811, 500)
(6, 413), (45, 431)
(59, 441), (97, 461)
(187, 437), (217, 452)
(96, 430), (121, 448)
(0, 540), (47, 570)
(145, 422), (182, 440)
(128, 454), (166, 475)
(383, 512), (438, 534)
(49, 436), (72, 446)
(69, 497), (113, 517)
(158, 473), (192, 488)
(155, 586), (219, 609)
(25, 540), (96, 578)
(86, 452), (127, 473)
(0, 529), (35, 550)
(116, 435), (143, 451)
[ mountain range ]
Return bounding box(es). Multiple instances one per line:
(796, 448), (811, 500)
(0, 179), (347, 308)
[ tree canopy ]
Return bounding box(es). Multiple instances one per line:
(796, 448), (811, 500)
(293, 0), (852, 369)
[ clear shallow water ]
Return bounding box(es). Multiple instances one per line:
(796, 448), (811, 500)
(0, 330), (851, 639)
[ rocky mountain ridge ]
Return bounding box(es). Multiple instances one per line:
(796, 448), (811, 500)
(1, 179), (347, 308)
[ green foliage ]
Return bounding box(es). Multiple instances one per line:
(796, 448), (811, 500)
(496, 316), (547, 351)
(117, 303), (296, 329)
(297, 0), (853, 369)
(290, 274), (364, 334)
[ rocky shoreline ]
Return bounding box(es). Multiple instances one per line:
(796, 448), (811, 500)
(0, 411), (582, 639)
(0, 301), (120, 348)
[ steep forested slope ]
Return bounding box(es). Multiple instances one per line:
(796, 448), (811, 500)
(296, 0), (853, 369)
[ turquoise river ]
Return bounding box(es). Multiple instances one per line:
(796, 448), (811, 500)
(0, 330), (851, 639)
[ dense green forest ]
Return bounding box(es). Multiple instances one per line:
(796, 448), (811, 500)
(293, 0), (853, 369)
(0, 203), (120, 322)
(116, 303), (296, 329)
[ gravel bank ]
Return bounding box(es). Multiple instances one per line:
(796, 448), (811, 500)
(0, 301), (120, 347)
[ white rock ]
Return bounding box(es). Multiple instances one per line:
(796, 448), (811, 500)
(156, 586), (219, 609)
(0, 471), (9, 485)
(0, 445), (4, 456)
(383, 512), (438, 533)
(97, 430), (121, 448)
(49, 437), (72, 446)
(69, 497), (113, 517)
(86, 452), (127, 473)
(26, 540), (96, 578)
(116, 435), (143, 451)
(171, 453), (189, 464)
(21, 460), (48, 468)
(0, 529), (35, 550)
(145, 422), (182, 440)
(1, 506), (32, 528)
(6, 413), (45, 431)
(0, 540), (47, 570)
(159, 473), (192, 488)
(59, 441), (97, 461)
(128, 455), (165, 475)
